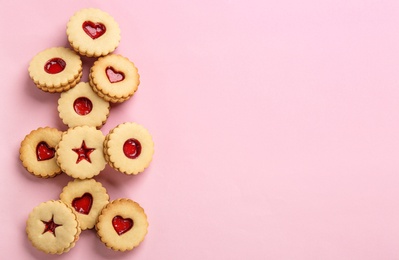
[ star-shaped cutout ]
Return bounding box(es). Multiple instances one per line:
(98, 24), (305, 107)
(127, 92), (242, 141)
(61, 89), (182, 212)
(42, 215), (62, 236)
(72, 141), (95, 163)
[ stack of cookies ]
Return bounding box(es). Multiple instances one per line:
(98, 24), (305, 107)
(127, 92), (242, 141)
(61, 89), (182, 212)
(20, 8), (154, 254)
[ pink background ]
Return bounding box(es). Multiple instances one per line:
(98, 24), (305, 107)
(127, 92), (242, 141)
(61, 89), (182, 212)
(1, 0), (399, 259)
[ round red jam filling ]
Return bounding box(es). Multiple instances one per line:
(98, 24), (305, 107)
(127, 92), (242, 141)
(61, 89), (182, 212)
(112, 215), (133, 236)
(106, 66), (125, 83)
(123, 138), (141, 159)
(36, 141), (56, 161)
(73, 97), (93, 116)
(72, 193), (93, 215)
(82, 21), (106, 39)
(44, 58), (66, 74)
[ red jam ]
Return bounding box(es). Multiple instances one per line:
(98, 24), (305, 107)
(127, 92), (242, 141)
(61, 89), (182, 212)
(82, 21), (106, 39)
(42, 215), (61, 236)
(112, 216), (133, 236)
(123, 138), (141, 159)
(44, 58), (66, 74)
(72, 193), (93, 215)
(106, 66), (125, 83)
(36, 141), (55, 161)
(73, 97), (93, 116)
(72, 141), (95, 164)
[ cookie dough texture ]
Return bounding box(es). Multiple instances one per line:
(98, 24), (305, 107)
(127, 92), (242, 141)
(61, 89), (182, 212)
(26, 200), (81, 254)
(60, 179), (109, 230)
(19, 127), (63, 178)
(89, 54), (140, 103)
(28, 47), (82, 91)
(67, 8), (121, 57)
(96, 198), (148, 251)
(58, 82), (110, 128)
(56, 126), (106, 179)
(104, 122), (154, 175)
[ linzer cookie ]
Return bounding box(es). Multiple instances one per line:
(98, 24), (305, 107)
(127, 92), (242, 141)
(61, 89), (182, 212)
(67, 8), (121, 57)
(60, 179), (109, 230)
(58, 82), (110, 128)
(37, 71), (82, 93)
(26, 200), (81, 254)
(96, 199), (148, 251)
(89, 54), (140, 103)
(104, 122), (154, 175)
(23, 7), (154, 255)
(20, 127), (63, 178)
(28, 47), (82, 92)
(56, 126), (106, 179)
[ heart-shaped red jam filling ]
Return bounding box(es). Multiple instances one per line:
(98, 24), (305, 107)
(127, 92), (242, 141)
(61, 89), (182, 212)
(72, 141), (95, 164)
(112, 216), (133, 236)
(82, 21), (106, 39)
(44, 58), (66, 74)
(73, 97), (93, 116)
(42, 215), (62, 236)
(72, 193), (93, 215)
(36, 141), (55, 161)
(106, 66), (125, 83)
(123, 138), (142, 159)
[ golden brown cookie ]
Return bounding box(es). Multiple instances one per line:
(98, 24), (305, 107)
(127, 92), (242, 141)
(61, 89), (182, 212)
(36, 71), (82, 93)
(89, 54), (140, 103)
(26, 200), (81, 254)
(19, 127), (63, 178)
(67, 8), (121, 57)
(28, 47), (82, 91)
(58, 82), (110, 128)
(56, 126), (106, 179)
(104, 122), (154, 175)
(96, 199), (148, 251)
(60, 179), (109, 230)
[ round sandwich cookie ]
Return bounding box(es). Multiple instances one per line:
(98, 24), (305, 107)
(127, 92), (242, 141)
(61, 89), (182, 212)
(28, 47), (82, 91)
(26, 200), (81, 254)
(104, 122), (154, 175)
(60, 178), (109, 230)
(89, 54), (140, 103)
(96, 198), (148, 251)
(19, 127), (63, 178)
(58, 82), (110, 128)
(56, 126), (106, 179)
(37, 71), (82, 94)
(67, 8), (121, 57)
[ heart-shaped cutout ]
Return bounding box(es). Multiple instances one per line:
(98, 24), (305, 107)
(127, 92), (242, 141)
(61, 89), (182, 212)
(36, 141), (55, 161)
(112, 215), (133, 235)
(44, 58), (66, 74)
(82, 21), (106, 39)
(123, 138), (142, 159)
(106, 66), (125, 83)
(72, 193), (93, 215)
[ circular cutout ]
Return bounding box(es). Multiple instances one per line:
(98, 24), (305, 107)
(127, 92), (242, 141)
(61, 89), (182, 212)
(123, 138), (141, 159)
(44, 58), (66, 74)
(73, 97), (93, 115)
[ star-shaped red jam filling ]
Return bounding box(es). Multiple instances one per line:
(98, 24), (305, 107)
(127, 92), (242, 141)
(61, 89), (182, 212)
(72, 141), (95, 163)
(42, 215), (62, 236)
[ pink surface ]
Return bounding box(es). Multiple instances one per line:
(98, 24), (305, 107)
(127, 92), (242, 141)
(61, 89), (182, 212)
(2, 0), (399, 259)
